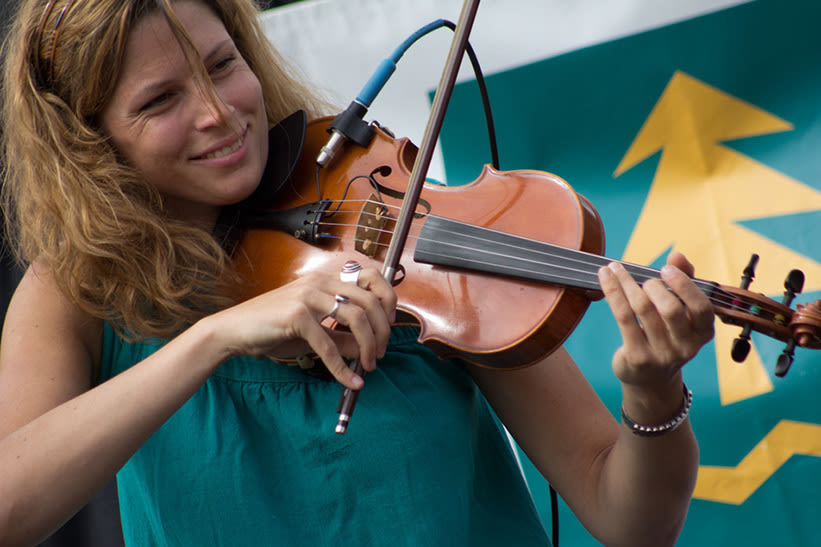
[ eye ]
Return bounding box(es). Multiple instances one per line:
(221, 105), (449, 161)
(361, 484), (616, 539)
(140, 92), (174, 112)
(210, 55), (236, 75)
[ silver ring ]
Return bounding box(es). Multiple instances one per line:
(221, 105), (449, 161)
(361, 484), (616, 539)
(328, 294), (349, 320)
(340, 261), (363, 285)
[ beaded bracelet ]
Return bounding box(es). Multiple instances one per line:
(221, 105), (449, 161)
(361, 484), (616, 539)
(621, 383), (693, 437)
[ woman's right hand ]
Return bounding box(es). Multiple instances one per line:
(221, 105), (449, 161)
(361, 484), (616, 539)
(204, 266), (397, 389)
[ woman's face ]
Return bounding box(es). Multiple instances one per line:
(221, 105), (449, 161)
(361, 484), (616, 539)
(101, 1), (268, 226)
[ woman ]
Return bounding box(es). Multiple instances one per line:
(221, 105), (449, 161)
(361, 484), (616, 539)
(0, 0), (714, 545)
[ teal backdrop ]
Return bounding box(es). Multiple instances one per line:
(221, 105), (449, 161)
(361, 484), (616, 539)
(439, 0), (821, 544)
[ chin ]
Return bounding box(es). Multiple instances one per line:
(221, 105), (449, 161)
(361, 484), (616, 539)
(226, 170), (266, 205)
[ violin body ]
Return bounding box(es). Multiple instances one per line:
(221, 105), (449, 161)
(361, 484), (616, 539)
(233, 117), (605, 369)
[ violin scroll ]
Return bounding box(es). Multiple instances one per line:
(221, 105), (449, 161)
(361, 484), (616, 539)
(791, 300), (821, 349)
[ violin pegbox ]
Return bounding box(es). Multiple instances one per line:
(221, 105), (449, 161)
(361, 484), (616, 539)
(723, 253), (821, 377)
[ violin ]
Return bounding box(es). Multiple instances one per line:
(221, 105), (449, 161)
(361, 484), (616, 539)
(230, 0), (821, 435)
(232, 114), (821, 376)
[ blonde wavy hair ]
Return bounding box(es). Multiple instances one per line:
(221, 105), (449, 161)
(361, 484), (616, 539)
(1, 0), (328, 339)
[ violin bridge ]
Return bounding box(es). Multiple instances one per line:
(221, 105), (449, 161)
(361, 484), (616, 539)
(355, 194), (389, 257)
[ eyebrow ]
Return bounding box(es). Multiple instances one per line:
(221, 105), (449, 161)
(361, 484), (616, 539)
(201, 38), (234, 65)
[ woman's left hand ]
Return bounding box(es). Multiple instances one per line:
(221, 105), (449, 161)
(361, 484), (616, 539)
(598, 251), (715, 391)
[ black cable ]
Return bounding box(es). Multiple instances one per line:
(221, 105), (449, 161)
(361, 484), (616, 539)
(439, 20), (500, 171)
(318, 17), (555, 543)
(550, 484), (559, 546)
(318, 19), (500, 172)
(437, 20), (559, 547)
(428, 20), (558, 545)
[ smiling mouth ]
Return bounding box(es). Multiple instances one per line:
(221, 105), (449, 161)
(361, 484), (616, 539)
(199, 130), (246, 160)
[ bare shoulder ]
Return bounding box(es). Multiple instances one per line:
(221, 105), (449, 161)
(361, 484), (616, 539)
(0, 261), (102, 436)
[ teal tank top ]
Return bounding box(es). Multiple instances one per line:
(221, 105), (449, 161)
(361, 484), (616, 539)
(99, 325), (551, 546)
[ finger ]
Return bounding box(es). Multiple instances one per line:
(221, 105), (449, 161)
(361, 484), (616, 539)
(349, 288), (392, 359)
(598, 263), (650, 349)
(335, 269), (393, 312)
(297, 317), (364, 390)
(601, 263), (690, 384)
(640, 275), (692, 358)
(660, 264), (715, 342)
(635, 266), (713, 365)
(604, 262), (692, 367)
(666, 251), (695, 278)
(319, 289), (384, 369)
(327, 295), (381, 372)
(330, 267), (396, 355)
(352, 267), (398, 320)
(615, 263), (705, 364)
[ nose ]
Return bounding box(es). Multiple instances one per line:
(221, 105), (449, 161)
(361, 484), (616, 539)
(193, 91), (236, 131)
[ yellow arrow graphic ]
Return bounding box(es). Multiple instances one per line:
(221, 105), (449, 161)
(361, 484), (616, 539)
(614, 70), (821, 405)
(694, 420), (821, 504)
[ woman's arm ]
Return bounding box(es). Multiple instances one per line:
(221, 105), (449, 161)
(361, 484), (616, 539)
(0, 265), (234, 545)
(471, 349), (697, 547)
(470, 252), (712, 547)
(0, 264), (395, 546)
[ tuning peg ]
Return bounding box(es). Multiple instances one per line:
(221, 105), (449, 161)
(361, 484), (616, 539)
(771, 270), (805, 377)
(731, 326), (752, 362)
(781, 269), (804, 307)
(775, 339), (797, 377)
(731, 254), (759, 362)
(740, 254), (759, 289)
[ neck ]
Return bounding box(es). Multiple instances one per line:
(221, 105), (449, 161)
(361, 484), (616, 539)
(414, 214), (721, 299)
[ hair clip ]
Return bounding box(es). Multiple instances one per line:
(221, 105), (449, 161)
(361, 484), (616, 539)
(33, 0), (78, 85)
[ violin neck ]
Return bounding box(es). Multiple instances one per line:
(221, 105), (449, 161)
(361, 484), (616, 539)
(414, 214), (722, 300)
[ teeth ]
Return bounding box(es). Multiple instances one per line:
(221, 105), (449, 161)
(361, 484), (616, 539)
(203, 134), (244, 159)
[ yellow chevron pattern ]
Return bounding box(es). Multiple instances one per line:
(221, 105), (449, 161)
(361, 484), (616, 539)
(693, 420), (821, 504)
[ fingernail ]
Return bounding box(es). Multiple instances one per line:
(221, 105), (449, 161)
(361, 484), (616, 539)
(350, 374), (364, 389)
(661, 264), (680, 277)
(598, 265), (612, 280)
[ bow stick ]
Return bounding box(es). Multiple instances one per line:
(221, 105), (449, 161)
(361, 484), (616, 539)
(335, 0), (482, 434)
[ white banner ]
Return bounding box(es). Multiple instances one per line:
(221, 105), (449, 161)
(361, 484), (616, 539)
(261, 0), (750, 181)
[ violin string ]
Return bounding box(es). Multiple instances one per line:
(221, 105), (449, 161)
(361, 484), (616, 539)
(313, 201), (769, 316)
(316, 207), (754, 314)
(318, 224), (752, 318)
